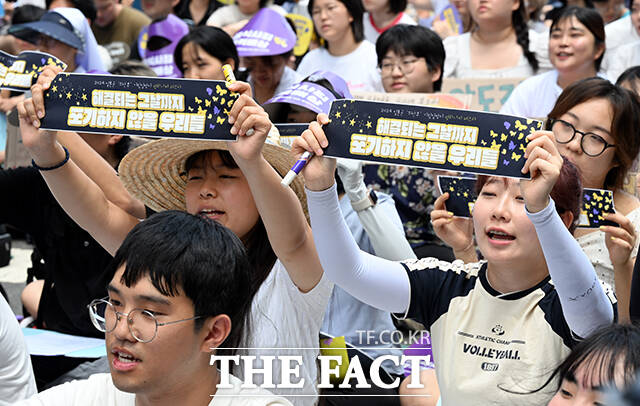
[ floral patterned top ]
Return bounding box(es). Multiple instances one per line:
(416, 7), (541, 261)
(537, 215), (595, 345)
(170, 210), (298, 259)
(364, 164), (442, 248)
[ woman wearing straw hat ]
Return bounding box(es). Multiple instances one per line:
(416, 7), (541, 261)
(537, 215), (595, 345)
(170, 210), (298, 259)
(18, 66), (331, 406)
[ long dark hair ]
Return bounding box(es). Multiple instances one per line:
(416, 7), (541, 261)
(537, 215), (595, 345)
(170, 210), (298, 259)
(513, 0), (539, 72)
(174, 26), (239, 76)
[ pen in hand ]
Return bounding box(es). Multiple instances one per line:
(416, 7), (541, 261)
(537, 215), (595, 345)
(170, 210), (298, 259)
(222, 64), (254, 137)
(281, 151), (314, 187)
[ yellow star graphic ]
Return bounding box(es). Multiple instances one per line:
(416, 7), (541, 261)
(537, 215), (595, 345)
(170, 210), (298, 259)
(51, 85), (57, 92)
(335, 111), (341, 118)
(463, 192), (468, 197)
(66, 92), (71, 99)
(81, 94), (87, 101)
(349, 119), (355, 126)
(365, 121), (372, 128)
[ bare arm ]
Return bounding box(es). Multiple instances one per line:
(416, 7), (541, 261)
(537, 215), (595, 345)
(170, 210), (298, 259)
(56, 131), (147, 219)
(601, 211), (637, 323)
(226, 82), (323, 292)
(17, 68), (138, 255)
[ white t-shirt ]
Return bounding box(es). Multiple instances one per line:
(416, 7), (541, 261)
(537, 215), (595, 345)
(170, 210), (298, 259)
(0, 296), (36, 405)
(362, 12), (416, 44)
(237, 260), (333, 406)
(443, 30), (552, 78)
(604, 41), (640, 83)
(500, 69), (609, 119)
(16, 372), (292, 405)
(604, 15), (640, 52)
(206, 4), (286, 27)
(296, 41), (384, 92)
(577, 206), (640, 289)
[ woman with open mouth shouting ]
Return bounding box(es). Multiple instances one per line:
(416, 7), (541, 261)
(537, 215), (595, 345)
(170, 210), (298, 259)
(292, 113), (615, 405)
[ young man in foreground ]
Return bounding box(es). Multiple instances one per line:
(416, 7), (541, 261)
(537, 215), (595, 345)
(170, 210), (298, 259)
(18, 210), (292, 406)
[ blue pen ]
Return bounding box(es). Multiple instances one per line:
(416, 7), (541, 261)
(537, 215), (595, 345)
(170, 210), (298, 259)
(281, 151), (313, 187)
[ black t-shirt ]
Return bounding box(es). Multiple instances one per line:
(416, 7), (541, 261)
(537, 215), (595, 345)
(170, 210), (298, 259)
(0, 167), (113, 337)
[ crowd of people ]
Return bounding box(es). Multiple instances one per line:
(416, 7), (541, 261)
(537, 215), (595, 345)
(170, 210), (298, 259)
(0, 0), (639, 404)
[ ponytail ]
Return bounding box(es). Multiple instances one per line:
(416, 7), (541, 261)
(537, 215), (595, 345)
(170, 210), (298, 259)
(512, 3), (538, 73)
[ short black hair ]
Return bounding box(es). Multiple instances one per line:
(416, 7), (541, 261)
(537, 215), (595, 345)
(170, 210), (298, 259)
(541, 324), (640, 394)
(11, 5), (45, 24)
(550, 6), (605, 71)
(46, 0), (97, 21)
(616, 66), (640, 93)
(388, 0), (408, 15)
(109, 210), (254, 355)
(174, 26), (239, 76)
(375, 24), (445, 91)
(308, 0), (365, 44)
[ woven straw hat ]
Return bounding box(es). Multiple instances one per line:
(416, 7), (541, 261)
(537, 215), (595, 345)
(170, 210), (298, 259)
(119, 134), (307, 219)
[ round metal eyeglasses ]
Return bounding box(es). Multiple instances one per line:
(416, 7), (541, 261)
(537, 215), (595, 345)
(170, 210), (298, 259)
(88, 298), (203, 343)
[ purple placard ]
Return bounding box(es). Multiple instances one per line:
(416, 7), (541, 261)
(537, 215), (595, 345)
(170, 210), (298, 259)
(234, 8), (297, 57)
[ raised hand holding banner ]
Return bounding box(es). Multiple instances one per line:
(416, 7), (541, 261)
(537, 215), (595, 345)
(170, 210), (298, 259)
(322, 99), (542, 179)
(40, 73), (239, 141)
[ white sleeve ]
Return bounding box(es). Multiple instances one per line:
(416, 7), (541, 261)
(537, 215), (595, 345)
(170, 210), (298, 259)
(527, 198), (614, 337)
(295, 51), (317, 79)
(337, 159), (415, 261)
(442, 36), (459, 78)
(357, 199), (416, 261)
(205, 6), (234, 27)
(529, 30), (552, 72)
(307, 184), (411, 313)
(499, 82), (525, 116)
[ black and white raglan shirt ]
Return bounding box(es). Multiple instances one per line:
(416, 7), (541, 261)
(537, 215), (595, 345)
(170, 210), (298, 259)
(306, 183), (615, 406)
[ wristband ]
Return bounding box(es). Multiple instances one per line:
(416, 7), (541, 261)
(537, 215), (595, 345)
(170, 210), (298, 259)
(32, 147), (69, 171)
(351, 189), (378, 212)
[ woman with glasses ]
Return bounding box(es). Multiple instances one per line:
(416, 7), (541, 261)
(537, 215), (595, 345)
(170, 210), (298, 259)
(548, 77), (640, 322)
(501, 7), (607, 119)
(376, 24), (444, 94)
(296, 0), (383, 92)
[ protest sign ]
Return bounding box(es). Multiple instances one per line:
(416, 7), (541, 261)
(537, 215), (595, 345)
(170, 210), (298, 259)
(287, 14), (313, 57)
(352, 91), (472, 109)
(578, 188), (617, 228)
(40, 73), (239, 141)
(441, 78), (526, 112)
(4, 110), (31, 168)
(437, 175), (478, 218)
(323, 99), (542, 178)
(275, 123), (308, 148)
(0, 50), (66, 92)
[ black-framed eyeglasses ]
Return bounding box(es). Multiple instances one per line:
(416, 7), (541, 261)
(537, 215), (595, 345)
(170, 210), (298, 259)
(87, 298), (203, 343)
(551, 119), (615, 157)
